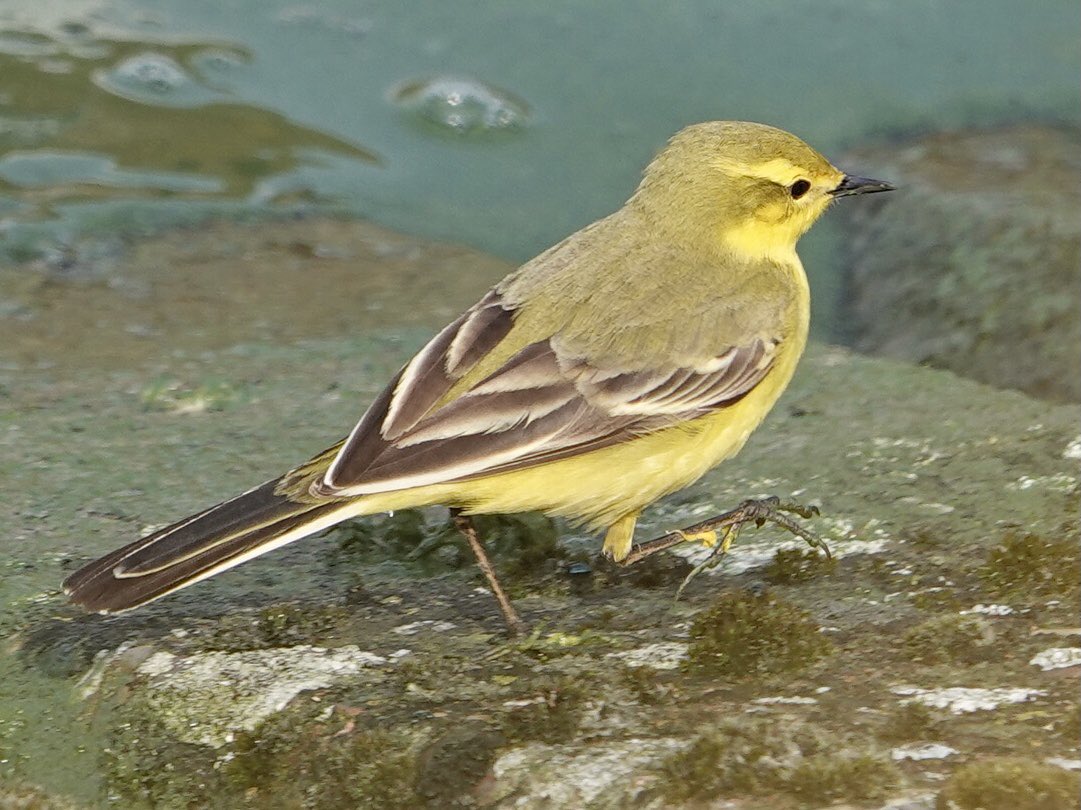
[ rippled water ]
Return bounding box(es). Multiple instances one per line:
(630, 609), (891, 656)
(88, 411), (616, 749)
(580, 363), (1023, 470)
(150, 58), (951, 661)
(0, 0), (1077, 330)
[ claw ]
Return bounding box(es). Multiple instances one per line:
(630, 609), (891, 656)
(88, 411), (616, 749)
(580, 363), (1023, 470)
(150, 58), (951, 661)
(675, 524), (743, 600)
(628, 496), (831, 595)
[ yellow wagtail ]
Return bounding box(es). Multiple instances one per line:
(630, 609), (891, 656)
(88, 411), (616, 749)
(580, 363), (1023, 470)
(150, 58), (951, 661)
(64, 121), (893, 632)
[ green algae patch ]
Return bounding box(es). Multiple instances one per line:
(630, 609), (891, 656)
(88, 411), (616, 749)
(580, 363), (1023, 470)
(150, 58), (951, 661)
(684, 590), (832, 678)
(978, 530), (1080, 603)
(139, 376), (248, 413)
(935, 757), (1080, 810)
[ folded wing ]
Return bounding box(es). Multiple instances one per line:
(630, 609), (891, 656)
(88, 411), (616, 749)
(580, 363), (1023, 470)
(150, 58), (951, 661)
(316, 289), (778, 497)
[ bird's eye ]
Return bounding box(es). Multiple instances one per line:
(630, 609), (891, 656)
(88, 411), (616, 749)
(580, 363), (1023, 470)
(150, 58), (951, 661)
(789, 179), (811, 199)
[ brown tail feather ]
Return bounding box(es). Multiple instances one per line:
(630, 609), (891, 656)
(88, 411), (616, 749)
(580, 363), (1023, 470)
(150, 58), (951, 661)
(63, 479), (349, 613)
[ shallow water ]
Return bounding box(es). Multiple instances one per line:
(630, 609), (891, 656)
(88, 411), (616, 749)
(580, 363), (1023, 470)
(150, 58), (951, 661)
(0, 0), (1077, 332)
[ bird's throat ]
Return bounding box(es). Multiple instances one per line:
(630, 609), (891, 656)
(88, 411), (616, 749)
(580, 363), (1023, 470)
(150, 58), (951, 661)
(719, 217), (804, 265)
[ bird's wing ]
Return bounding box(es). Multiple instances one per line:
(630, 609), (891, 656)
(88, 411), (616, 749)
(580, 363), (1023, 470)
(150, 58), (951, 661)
(313, 288), (779, 497)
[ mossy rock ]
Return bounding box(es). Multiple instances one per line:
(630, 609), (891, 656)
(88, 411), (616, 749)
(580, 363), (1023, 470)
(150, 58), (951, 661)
(224, 722), (421, 809)
(936, 757), (1079, 810)
(877, 701), (938, 743)
(659, 724), (789, 800)
(684, 590), (832, 678)
(500, 673), (593, 745)
(786, 752), (898, 804)
(839, 126), (1081, 403)
(978, 530), (1080, 603)
(902, 614), (995, 665)
(657, 718), (898, 804)
(764, 547), (837, 584)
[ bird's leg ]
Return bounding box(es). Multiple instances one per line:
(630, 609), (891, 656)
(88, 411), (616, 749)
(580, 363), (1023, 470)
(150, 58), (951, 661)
(619, 496), (830, 572)
(450, 509), (525, 636)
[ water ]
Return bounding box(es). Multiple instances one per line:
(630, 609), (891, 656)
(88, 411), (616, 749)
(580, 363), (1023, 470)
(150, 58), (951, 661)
(0, 0), (1077, 327)
(0, 0), (1077, 803)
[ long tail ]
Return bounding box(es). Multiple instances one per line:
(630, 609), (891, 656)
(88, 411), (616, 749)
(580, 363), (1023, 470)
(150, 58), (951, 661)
(63, 477), (360, 613)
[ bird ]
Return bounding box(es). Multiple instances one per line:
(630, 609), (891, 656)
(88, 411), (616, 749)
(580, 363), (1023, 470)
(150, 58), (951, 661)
(63, 121), (893, 633)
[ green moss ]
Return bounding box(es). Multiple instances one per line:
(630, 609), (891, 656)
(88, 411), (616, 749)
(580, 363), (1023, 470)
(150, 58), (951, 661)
(510, 628), (608, 662)
(657, 719), (897, 805)
(658, 726), (772, 800)
(979, 530), (1080, 603)
(787, 753), (897, 804)
(935, 757), (1079, 810)
(225, 723), (419, 809)
(902, 614), (995, 665)
(684, 590), (832, 678)
(877, 701), (937, 743)
(103, 694), (220, 809)
(764, 548), (837, 584)
(910, 587), (963, 612)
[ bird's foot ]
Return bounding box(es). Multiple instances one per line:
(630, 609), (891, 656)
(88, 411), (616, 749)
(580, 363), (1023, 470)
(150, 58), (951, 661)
(619, 496), (829, 598)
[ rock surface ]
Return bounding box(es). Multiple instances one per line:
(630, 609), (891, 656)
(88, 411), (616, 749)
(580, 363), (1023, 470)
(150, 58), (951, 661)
(838, 125), (1081, 403)
(1, 216), (1078, 808)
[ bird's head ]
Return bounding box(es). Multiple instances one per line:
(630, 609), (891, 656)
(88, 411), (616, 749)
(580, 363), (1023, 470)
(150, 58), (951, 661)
(631, 121), (893, 262)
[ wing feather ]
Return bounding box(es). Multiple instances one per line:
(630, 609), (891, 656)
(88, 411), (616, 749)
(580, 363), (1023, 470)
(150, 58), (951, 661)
(323, 290), (514, 488)
(317, 287), (780, 497)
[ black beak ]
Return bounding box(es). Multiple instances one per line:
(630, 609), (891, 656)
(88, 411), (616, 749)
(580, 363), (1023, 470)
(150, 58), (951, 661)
(830, 174), (895, 197)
